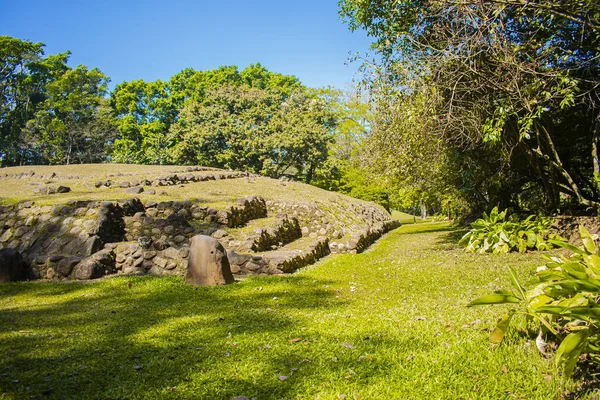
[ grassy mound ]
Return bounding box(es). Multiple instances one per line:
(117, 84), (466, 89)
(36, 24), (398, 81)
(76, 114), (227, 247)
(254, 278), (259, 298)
(0, 164), (380, 211)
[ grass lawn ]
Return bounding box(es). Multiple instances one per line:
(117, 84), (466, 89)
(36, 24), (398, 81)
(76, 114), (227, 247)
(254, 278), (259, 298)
(391, 211), (436, 225)
(0, 223), (593, 399)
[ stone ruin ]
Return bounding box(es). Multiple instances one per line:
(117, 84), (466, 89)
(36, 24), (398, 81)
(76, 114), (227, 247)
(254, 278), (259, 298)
(0, 192), (400, 282)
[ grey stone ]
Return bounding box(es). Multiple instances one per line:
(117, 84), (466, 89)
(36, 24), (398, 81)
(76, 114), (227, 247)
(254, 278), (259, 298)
(228, 251), (252, 266)
(133, 257), (144, 268)
(0, 229), (13, 243)
(178, 247), (190, 259)
(139, 236), (153, 249)
(185, 235), (234, 286)
(153, 240), (168, 251)
(153, 256), (168, 268)
(212, 229), (229, 239)
(165, 261), (177, 270)
(245, 262), (262, 272)
(125, 186), (144, 194)
(162, 247), (180, 260)
(73, 258), (106, 280)
(56, 256), (82, 277)
(120, 198), (144, 216)
(13, 226), (27, 238)
(92, 249), (114, 266)
(173, 235), (186, 243)
(84, 235), (104, 256)
(57, 186), (70, 193)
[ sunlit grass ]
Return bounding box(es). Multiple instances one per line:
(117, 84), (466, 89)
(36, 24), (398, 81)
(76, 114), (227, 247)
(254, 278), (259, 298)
(0, 222), (593, 399)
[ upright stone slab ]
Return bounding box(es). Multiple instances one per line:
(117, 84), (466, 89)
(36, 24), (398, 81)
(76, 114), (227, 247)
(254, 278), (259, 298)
(185, 235), (234, 286)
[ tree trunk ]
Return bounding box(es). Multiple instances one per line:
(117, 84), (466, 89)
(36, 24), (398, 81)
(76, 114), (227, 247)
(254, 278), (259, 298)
(421, 201), (427, 220)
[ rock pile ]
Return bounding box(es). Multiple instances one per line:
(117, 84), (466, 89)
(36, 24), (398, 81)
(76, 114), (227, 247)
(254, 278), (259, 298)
(93, 171), (250, 191)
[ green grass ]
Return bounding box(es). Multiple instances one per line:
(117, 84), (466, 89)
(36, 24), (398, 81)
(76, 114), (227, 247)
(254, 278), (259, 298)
(0, 222), (594, 399)
(391, 210), (435, 224)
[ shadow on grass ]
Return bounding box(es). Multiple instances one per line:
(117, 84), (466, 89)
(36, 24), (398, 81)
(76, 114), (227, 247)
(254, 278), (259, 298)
(0, 275), (343, 399)
(436, 229), (469, 245)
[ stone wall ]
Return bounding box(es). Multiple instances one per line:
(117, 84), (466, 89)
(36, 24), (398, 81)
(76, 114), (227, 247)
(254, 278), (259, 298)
(0, 190), (401, 281)
(138, 196), (266, 228)
(0, 201), (125, 276)
(216, 196), (267, 228)
(94, 171), (250, 191)
(226, 216), (301, 252)
(227, 237), (330, 275)
(266, 199), (397, 254)
(268, 200), (390, 234)
(329, 220), (401, 254)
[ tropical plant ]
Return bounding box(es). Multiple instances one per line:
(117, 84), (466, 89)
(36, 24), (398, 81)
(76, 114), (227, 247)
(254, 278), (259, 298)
(459, 207), (561, 253)
(468, 225), (600, 378)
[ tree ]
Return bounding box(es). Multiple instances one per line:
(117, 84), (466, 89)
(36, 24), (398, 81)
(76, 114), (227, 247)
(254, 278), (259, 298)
(26, 64), (112, 164)
(110, 79), (175, 163)
(340, 0), (600, 214)
(0, 36), (46, 165)
(111, 64), (304, 165)
(167, 84), (335, 181)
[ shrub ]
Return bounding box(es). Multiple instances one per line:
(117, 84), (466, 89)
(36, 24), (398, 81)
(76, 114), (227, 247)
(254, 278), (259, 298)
(468, 226), (600, 378)
(459, 207), (561, 253)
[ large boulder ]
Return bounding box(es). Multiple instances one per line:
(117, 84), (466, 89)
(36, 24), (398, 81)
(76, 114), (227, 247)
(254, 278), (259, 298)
(185, 235), (234, 286)
(0, 248), (29, 282)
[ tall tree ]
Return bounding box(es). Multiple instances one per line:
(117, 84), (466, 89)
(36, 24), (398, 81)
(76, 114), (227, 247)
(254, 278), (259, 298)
(26, 64), (112, 164)
(340, 0), (600, 213)
(0, 36), (46, 165)
(168, 84), (335, 181)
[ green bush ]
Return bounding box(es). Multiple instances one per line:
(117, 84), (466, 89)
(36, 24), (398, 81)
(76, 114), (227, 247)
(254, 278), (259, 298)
(459, 207), (561, 253)
(468, 225), (600, 378)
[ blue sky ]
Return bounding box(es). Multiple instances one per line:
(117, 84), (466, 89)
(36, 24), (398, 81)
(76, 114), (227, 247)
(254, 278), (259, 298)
(0, 0), (373, 90)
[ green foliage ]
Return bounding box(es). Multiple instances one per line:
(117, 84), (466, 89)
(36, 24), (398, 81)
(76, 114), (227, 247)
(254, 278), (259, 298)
(349, 185), (390, 212)
(109, 64), (334, 180)
(25, 65), (115, 164)
(459, 207), (561, 253)
(166, 85), (334, 180)
(468, 225), (600, 378)
(339, 0), (600, 214)
(0, 36), (116, 165)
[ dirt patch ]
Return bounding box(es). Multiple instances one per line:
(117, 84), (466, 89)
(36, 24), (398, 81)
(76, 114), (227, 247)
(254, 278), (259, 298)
(552, 216), (600, 243)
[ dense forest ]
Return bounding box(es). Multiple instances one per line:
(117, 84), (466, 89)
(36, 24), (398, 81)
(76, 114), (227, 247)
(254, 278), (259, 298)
(1, 0), (599, 217)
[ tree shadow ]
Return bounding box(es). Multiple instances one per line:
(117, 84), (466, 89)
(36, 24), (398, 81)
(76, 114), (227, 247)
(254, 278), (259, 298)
(435, 229), (469, 245)
(0, 275), (343, 399)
